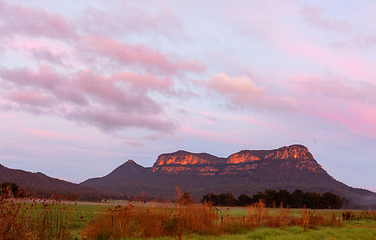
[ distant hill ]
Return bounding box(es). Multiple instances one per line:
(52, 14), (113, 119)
(81, 145), (376, 205)
(0, 164), (102, 200)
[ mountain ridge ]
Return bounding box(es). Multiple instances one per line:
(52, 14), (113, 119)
(81, 144), (376, 205)
(0, 164), (103, 200)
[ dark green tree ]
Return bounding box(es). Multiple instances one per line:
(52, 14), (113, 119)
(276, 189), (291, 207)
(237, 193), (252, 206)
(264, 189), (277, 207)
(251, 191), (266, 204)
(323, 192), (342, 209)
(218, 193), (237, 206)
(291, 189), (304, 208)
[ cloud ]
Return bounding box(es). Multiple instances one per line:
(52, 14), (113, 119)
(0, 65), (63, 89)
(0, 0), (77, 40)
(301, 7), (352, 33)
(202, 73), (297, 112)
(31, 48), (68, 66)
(353, 34), (376, 49)
(78, 4), (184, 39)
(0, 66), (178, 133)
(7, 90), (54, 107)
(293, 75), (376, 105)
(78, 36), (206, 75)
(65, 107), (176, 133)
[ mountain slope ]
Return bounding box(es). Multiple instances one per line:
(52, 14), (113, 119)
(81, 145), (376, 205)
(0, 164), (102, 200)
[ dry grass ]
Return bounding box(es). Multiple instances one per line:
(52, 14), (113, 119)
(81, 202), (218, 239)
(81, 200), (375, 239)
(2, 194), (376, 240)
(0, 195), (73, 240)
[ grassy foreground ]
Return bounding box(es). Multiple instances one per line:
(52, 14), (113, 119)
(1, 198), (376, 240)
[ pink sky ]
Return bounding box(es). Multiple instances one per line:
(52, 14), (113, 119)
(0, 0), (375, 192)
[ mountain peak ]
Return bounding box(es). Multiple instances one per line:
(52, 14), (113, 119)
(80, 144), (376, 206)
(109, 159), (148, 176)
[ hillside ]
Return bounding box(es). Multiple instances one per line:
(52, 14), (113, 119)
(81, 145), (376, 205)
(0, 164), (102, 200)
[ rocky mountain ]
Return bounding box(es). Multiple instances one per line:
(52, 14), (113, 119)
(0, 164), (102, 200)
(81, 145), (376, 205)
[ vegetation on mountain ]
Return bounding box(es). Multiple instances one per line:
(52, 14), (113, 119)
(0, 164), (105, 200)
(81, 145), (376, 207)
(1, 144), (375, 206)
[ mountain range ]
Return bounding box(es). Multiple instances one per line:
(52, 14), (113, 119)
(81, 144), (376, 205)
(0, 163), (102, 200)
(1, 144), (375, 206)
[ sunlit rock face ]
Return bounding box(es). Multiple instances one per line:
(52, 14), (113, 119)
(151, 145), (322, 175)
(264, 145), (313, 160)
(154, 152), (206, 166)
(227, 152), (260, 164)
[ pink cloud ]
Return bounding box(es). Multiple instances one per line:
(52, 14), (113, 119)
(353, 34), (376, 49)
(302, 7), (352, 33)
(202, 73), (297, 112)
(0, 0), (77, 40)
(78, 4), (184, 39)
(79, 36), (206, 75)
(292, 78), (376, 139)
(0, 66), (62, 89)
(22, 128), (77, 141)
(0, 66), (178, 133)
(74, 70), (162, 114)
(66, 108), (176, 133)
(31, 48), (68, 66)
(293, 75), (376, 105)
(112, 72), (174, 94)
(282, 38), (374, 80)
(7, 90), (54, 107)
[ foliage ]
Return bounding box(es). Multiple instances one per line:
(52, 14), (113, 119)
(1, 182), (22, 198)
(201, 189), (346, 209)
(179, 192), (192, 205)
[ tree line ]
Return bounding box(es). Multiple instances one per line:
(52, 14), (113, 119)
(201, 189), (347, 209)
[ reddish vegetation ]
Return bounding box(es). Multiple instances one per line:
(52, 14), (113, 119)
(81, 201), (376, 239)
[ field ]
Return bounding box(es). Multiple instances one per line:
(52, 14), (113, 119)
(1, 198), (376, 240)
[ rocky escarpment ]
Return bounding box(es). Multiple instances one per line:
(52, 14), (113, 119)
(80, 144), (376, 206)
(151, 145), (325, 175)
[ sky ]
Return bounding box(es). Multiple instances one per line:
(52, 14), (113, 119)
(0, 0), (375, 192)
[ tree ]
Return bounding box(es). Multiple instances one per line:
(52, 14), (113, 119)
(251, 191), (266, 204)
(218, 193), (237, 206)
(237, 193), (252, 206)
(276, 189), (291, 207)
(201, 193), (218, 205)
(264, 189), (277, 207)
(323, 192), (342, 209)
(291, 189), (304, 208)
(179, 192), (192, 205)
(1, 182), (19, 198)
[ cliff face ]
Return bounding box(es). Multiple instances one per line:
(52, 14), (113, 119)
(80, 144), (376, 205)
(151, 145), (325, 175)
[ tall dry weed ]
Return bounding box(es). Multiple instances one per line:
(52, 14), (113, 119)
(81, 202), (219, 239)
(0, 195), (73, 240)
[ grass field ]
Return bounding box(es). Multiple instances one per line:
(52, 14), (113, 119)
(1, 198), (376, 240)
